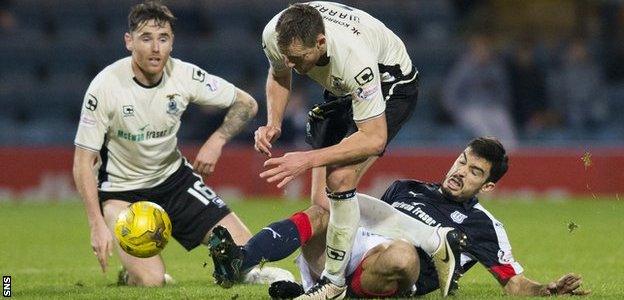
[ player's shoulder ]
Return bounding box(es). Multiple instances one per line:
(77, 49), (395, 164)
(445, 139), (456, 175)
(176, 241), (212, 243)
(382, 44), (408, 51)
(87, 57), (131, 93)
(167, 57), (197, 76)
(389, 179), (435, 192)
(472, 202), (506, 228)
(91, 57), (130, 83)
(166, 57), (219, 84)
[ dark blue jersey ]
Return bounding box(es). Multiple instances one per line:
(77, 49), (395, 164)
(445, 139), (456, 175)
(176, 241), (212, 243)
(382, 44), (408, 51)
(380, 179), (524, 295)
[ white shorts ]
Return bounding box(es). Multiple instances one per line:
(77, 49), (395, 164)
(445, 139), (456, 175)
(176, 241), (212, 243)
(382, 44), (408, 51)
(295, 227), (393, 291)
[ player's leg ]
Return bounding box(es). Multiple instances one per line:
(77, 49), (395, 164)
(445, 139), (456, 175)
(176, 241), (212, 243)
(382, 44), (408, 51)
(352, 240), (420, 297)
(208, 205), (328, 287)
(310, 167), (328, 210)
(310, 157), (378, 210)
(299, 158), (372, 299)
(102, 199), (167, 287)
(202, 212), (251, 245)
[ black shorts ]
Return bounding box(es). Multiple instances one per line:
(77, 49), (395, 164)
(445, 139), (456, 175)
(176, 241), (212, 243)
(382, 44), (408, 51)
(98, 160), (231, 251)
(305, 65), (419, 150)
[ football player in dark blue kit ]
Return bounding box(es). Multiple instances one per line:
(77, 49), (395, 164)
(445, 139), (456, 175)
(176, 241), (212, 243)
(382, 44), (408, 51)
(209, 137), (590, 298)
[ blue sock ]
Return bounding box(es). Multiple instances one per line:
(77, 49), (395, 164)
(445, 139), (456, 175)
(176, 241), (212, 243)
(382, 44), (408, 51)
(241, 218), (302, 271)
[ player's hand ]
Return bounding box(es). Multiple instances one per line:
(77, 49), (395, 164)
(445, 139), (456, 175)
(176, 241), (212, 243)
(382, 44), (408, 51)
(254, 125), (281, 157)
(260, 151), (312, 188)
(90, 221), (114, 273)
(194, 135), (226, 176)
(546, 273), (590, 296)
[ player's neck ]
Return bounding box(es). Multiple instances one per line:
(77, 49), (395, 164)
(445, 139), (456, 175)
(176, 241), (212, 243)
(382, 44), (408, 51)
(316, 52), (329, 66)
(131, 61), (164, 87)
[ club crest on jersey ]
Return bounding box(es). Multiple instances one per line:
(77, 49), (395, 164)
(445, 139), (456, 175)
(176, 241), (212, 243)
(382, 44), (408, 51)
(450, 211), (468, 224)
(166, 93), (181, 115)
(330, 75), (349, 94)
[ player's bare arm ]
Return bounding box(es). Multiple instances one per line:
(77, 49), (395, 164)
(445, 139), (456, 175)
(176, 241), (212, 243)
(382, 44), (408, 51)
(254, 67), (292, 157)
(72, 146), (113, 273)
(261, 114), (387, 188)
(504, 273), (590, 296)
(194, 88), (258, 176)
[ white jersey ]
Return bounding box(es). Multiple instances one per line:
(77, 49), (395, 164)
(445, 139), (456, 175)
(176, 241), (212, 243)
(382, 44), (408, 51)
(74, 57), (236, 191)
(263, 1), (413, 122)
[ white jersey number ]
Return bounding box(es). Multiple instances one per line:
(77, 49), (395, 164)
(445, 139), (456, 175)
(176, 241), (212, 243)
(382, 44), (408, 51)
(187, 180), (217, 205)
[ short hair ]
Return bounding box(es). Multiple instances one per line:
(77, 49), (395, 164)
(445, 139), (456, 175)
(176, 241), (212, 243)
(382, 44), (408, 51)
(468, 137), (508, 183)
(275, 4), (325, 50)
(128, 1), (176, 33)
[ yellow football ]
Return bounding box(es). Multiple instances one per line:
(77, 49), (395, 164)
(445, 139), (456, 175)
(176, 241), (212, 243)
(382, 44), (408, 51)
(114, 201), (172, 258)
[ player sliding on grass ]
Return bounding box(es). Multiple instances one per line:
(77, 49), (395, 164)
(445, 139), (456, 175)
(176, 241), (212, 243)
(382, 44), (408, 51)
(210, 137), (590, 297)
(254, 2), (461, 298)
(72, 0), (292, 286)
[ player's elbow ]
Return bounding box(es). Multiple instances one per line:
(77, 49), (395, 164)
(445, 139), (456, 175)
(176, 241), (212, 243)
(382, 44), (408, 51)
(235, 89), (259, 118)
(367, 134), (387, 156)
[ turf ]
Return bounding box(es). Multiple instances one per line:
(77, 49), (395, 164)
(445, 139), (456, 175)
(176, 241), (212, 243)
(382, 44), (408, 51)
(1, 198), (622, 299)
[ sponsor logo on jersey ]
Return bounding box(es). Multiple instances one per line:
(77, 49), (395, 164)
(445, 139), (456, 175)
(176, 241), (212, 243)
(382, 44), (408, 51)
(79, 115), (97, 127)
(408, 191), (425, 198)
(85, 94), (98, 111)
(354, 67), (374, 86)
(192, 68), (206, 83)
(355, 84), (379, 101)
(117, 126), (174, 142)
(497, 249), (514, 264)
(122, 105), (135, 117)
(450, 211), (468, 224)
(391, 201), (437, 226)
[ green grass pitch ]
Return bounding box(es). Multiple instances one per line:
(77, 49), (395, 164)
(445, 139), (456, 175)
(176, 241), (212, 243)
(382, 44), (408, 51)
(1, 198), (623, 299)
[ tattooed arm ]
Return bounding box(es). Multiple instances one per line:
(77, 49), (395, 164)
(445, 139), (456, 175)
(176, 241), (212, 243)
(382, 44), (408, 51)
(193, 89), (258, 176)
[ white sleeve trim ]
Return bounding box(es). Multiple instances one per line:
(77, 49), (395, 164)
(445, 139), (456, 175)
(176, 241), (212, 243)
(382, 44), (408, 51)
(74, 143), (100, 153)
(473, 203), (524, 274)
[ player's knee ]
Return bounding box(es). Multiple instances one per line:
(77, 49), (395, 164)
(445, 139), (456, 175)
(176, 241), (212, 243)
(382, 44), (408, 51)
(128, 270), (166, 287)
(385, 240), (419, 275)
(303, 205), (329, 235)
(326, 168), (358, 191)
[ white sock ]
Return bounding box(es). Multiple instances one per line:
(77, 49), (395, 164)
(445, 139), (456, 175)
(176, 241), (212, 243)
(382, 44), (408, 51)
(357, 193), (440, 254)
(321, 190), (359, 286)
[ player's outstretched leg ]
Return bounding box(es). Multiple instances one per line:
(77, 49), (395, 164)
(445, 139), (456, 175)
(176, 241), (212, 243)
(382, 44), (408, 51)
(209, 225), (295, 288)
(208, 225), (245, 288)
(431, 227), (467, 297)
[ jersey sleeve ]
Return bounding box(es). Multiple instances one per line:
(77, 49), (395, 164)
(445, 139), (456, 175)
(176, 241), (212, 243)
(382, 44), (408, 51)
(262, 21), (288, 73)
(74, 83), (110, 152)
(188, 65), (237, 108)
(343, 52), (385, 122)
(468, 215), (524, 284)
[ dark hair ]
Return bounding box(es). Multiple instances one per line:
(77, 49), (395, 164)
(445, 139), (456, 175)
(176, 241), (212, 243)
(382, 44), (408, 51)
(128, 1), (176, 33)
(275, 4), (325, 50)
(468, 137), (508, 183)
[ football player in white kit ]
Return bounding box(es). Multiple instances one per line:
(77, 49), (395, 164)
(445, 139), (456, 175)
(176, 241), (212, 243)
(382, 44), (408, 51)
(251, 2), (461, 298)
(73, 1), (292, 287)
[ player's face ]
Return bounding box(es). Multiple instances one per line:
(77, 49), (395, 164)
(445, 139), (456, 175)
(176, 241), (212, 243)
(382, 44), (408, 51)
(441, 148), (495, 201)
(280, 38), (323, 74)
(125, 20), (174, 77)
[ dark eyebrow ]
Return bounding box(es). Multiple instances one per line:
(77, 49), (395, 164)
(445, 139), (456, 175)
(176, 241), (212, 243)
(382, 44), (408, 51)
(461, 151), (467, 161)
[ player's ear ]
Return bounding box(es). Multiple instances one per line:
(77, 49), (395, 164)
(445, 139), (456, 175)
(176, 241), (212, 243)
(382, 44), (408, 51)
(124, 32), (134, 52)
(480, 182), (496, 193)
(316, 33), (326, 49)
